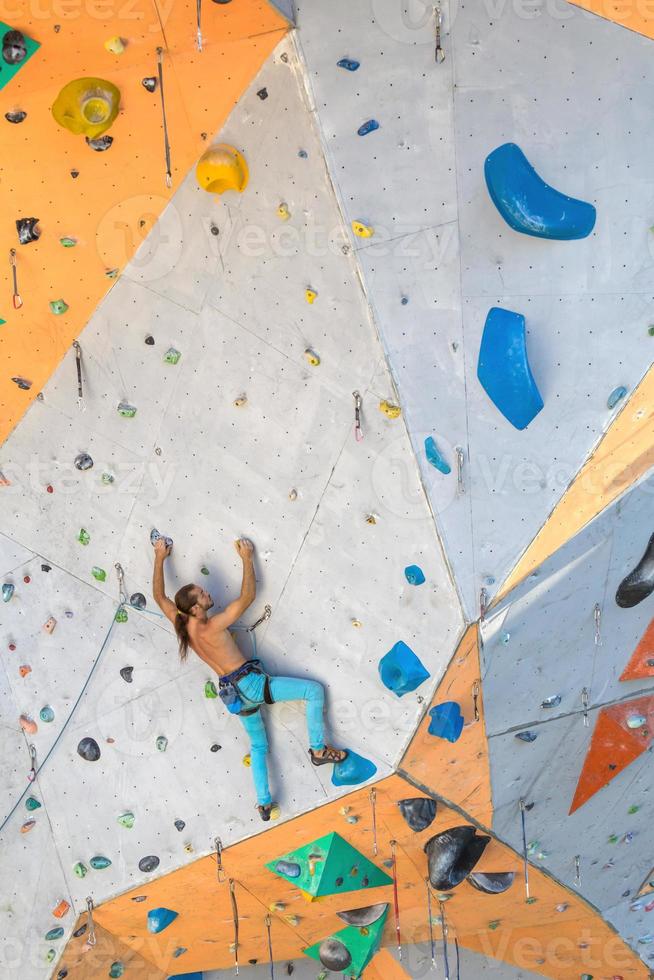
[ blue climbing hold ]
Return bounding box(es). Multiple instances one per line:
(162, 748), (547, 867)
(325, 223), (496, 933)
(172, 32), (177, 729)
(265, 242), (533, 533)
(404, 565), (425, 586)
(147, 907), (178, 934)
(424, 436), (451, 474)
(332, 750), (377, 786)
(167, 974), (203, 980)
(484, 143), (596, 240)
(378, 640), (430, 697)
(477, 307), (544, 430)
(337, 58), (360, 71)
(357, 119), (379, 136)
(607, 385), (628, 410)
(2, 583), (15, 602)
(428, 702), (464, 742)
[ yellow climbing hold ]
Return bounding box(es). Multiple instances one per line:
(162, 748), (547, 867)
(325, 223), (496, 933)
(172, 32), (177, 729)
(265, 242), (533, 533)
(285, 914), (300, 926)
(196, 144), (249, 195)
(233, 395), (247, 408)
(277, 203), (291, 220)
(242, 753), (251, 767)
(351, 619), (363, 629)
(269, 901), (286, 912)
(379, 399), (401, 419)
(52, 78), (121, 138)
(304, 348), (320, 367)
(104, 36), (126, 54)
(305, 288), (318, 304)
(269, 804), (281, 820)
(352, 220), (374, 238)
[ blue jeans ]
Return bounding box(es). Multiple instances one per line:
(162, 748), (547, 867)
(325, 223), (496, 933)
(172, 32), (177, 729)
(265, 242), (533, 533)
(236, 671), (326, 806)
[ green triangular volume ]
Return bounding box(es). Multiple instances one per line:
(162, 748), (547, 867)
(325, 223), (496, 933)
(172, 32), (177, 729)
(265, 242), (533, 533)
(265, 831), (393, 898)
(304, 906), (388, 977)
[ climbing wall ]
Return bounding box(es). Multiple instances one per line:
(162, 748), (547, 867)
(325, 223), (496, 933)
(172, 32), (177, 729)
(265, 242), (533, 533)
(0, 33), (464, 980)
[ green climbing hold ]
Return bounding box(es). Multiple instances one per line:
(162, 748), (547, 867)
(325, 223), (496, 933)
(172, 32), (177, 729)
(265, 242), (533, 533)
(117, 401), (137, 418)
(109, 962), (124, 978)
(77, 528), (90, 546)
(73, 862), (88, 878)
(117, 811), (135, 829)
(45, 927), (64, 941)
(525, 896), (537, 904)
(629, 805), (641, 814)
(164, 347), (181, 364)
(115, 608), (128, 623)
(608, 834), (619, 844)
(205, 680), (218, 699)
(200, 566), (210, 576)
(25, 797), (41, 811)
(49, 299), (69, 315)
(39, 705), (55, 723)
(648, 326), (654, 337)
(91, 567), (107, 582)
(156, 735), (168, 751)
(101, 472), (115, 485)
(60, 237), (77, 247)
(488, 920), (501, 930)
(46, 949), (56, 962)
(90, 855), (112, 870)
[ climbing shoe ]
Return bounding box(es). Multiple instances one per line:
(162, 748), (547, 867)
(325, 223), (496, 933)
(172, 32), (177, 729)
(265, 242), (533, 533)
(309, 746), (348, 767)
(257, 803), (275, 822)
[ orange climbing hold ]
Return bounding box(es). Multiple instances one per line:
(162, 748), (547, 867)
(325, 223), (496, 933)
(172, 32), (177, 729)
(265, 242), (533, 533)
(620, 619), (654, 681)
(570, 695), (654, 813)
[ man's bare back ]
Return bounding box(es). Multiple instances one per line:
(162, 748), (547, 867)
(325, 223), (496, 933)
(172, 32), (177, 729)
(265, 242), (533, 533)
(186, 618), (246, 676)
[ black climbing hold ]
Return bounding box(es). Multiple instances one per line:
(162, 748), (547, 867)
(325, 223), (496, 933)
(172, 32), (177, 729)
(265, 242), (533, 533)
(424, 826), (491, 891)
(467, 871), (515, 895)
(131, 895), (148, 902)
(398, 797), (437, 832)
(141, 76), (157, 92)
(41, 564), (51, 572)
(74, 453), (93, 471)
(56, 970), (68, 979)
(120, 666), (133, 683)
(210, 224), (219, 236)
(515, 731), (538, 742)
(130, 592), (146, 609)
(616, 532), (654, 608)
(11, 377), (32, 390)
(335, 876), (344, 886)
(318, 938), (352, 971)
(86, 136), (113, 151)
(257, 87), (268, 100)
(286, 964), (294, 976)
(3, 29), (26, 64)
(70, 169), (79, 179)
(336, 902), (388, 927)
(77, 736), (101, 761)
(145, 335), (155, 345)
(210, 743), (221, 752)
(73, 923), (87, 938)
(5, 110), (26, 123)
(174, 819), (185, 831)
(211, 0), (233, 3)
(138, 855), (160, 873)
(16, 217), (40, 244)
(361, 875), (369, 886)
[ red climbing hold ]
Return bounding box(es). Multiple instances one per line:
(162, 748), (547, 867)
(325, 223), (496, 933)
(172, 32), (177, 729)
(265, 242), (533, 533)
(620, 619), (654, 682)
(8, 643), (15, 651)
(23, 575), (30, 584)
(46, 485), (54, 494)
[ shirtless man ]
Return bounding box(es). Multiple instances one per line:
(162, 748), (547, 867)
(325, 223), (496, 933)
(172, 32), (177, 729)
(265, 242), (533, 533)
(152, 536), (347, 820)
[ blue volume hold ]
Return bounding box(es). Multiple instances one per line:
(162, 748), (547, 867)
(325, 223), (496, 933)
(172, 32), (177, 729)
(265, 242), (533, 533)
(484, 143), (596, 240)
(357, 119), (379, 136)
(337, 58), (360, 71)
(424, 436), (451, 474)
(331, 750), (377, 786)
(477, 307), (544, 430)
(379, 640), (430, 697)
(405, 564), (426, 586)
(428, 702), (464, 743)
(147, 907), (178, 934)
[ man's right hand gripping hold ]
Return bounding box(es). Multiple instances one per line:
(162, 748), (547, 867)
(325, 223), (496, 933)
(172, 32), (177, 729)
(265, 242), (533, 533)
(152, 535), (347, 821)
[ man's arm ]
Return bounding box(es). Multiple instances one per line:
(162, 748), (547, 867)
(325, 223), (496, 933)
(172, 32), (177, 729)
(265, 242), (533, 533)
(152, 539), (177, 624)
(209, 538), (256, 631)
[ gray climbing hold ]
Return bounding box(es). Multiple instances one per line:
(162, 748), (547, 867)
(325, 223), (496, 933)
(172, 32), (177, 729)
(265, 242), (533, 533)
(156, 735), (168, 751)
(257, 87), (268, 99)
(336, 903), (388, 927)
(120, 666), (134, 683)
(5, 110), (26, 123)
(616, 532), (654, 608)
(424, 826), (490, 890)
(151, 528), (173, 548)
(138, 855), (160, 873)
(515, 731), (538, 742)
(467, 871), (515, 894)
(398, 798), (437, 832)
(130, 593), (146, 609)
(86, 135), (113, 151)
(142, 77), (157, 92)
(210, 743), (221, 752)
(145, 335), (155, 345)
(318, 938), (352, 971)
(16, 216), (40, 243)
(3, 29), (26, 64)
(45, 927), (64, 941)
(174, 819), (185, 831)
(77, 736), (101, 761)
(39, 705), (55, 723)
(74, 453), (93, 471)
(275, 860), (301, 878)
(11, 376), (32, 390)
(541, 694), (561, 708)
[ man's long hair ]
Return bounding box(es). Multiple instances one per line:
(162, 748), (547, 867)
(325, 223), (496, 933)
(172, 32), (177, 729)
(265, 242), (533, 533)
(174, 584), (198, 661)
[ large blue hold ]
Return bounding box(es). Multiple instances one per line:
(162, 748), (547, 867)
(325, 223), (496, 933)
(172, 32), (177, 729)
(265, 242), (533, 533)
(148, 907), (179, 934)
(167, 974), (203, 980)
(428, 702), (464, 743)
(332, 750), (377, 786)
(379, 641), (430, 697)
(478, 307), (544, 430)
(484, 143), (596, 240)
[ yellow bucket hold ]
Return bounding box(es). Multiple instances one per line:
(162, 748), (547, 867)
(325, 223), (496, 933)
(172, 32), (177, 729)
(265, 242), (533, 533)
(196, 144), (249, 195)
(352, 220), (374, 238)
(52, 78), (120, 138)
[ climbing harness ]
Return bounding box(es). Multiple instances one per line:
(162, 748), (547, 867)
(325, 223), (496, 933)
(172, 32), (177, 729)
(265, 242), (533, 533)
(472, 680), (480, 722)
(426, 878), (436, 968)
(390, 840), (402, 960)
(196, 0), (203, 52)
(214, 837), (226, 883)
(439, 899), (450, 980)
(519, 799), (530, 900)
(581, 687), (590, 727)
(264, 913), (274, 979)
(27, 743), (37, 782)
(593, 603), (602, 645)
(85, 897), (97, 946)
(9, 248), (21, 309)
(456, 447), (465, 494)
(73, 341), (83, 403)
(156, 47), (173, 188)
(434, 4), (445, 63)
(218, 659), (274, 715)
(229, 879), (240, 974)
(353, 390), (363, 442)
(369, 787), (378, 856)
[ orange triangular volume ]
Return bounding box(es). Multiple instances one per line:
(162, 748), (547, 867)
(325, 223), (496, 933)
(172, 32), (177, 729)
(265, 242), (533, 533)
(569, 705), (651, 813)
(620, 619), (654, 681)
